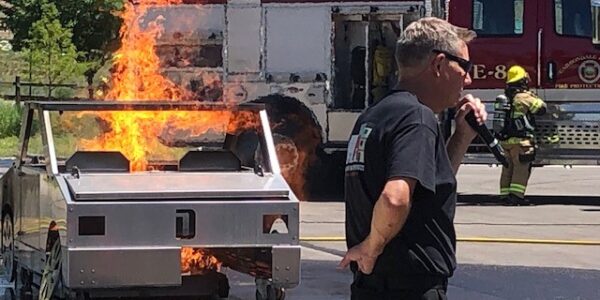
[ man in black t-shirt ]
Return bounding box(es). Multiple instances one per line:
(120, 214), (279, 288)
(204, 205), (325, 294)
(339, 17), (487, 299)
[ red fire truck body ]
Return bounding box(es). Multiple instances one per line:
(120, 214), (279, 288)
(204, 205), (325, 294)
(448, 0), (600, 165)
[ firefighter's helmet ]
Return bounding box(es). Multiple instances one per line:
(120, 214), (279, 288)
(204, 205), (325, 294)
(506, 65), (528, 84)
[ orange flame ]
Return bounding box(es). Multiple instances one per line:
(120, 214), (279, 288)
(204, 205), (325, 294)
(106, 0), (183, 101)
(80, 0), (320, 201)
(78, 110), (236, 170)
(77, 0), (258, 170)
(79, 0), (237, 273)
(181, 247), (221, 275)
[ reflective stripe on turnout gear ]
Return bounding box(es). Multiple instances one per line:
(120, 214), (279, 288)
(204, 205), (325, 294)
(509, 183), (526, 194)
(502, 137), (534, 146)
(529, 98), (544, 114)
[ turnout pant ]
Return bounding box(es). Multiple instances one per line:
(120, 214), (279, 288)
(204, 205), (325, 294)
(500, 143), (534, 199)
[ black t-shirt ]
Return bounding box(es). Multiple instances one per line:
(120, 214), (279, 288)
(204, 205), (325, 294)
(345, 91), (457, 278)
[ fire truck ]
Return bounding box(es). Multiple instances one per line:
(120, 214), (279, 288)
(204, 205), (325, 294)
(448, 0), (600, 166)
(145, 0), (445, 197)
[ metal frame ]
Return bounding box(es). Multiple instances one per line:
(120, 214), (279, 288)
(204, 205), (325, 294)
(27, 100), (266, 112)
(40, 110), (58, 175)
(2, 100), (301, 298)
(16, 105), (34, 168)
(260, 109), (281, 174)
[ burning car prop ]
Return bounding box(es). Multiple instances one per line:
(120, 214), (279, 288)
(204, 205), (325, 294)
(0, 101), (299, 299)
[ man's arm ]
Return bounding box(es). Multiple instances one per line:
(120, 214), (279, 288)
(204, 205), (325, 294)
(365, 177), (416, 255)
(448, 94), (488, 174)
(446, 133), (473, 175)
(339, 177), (416, 274)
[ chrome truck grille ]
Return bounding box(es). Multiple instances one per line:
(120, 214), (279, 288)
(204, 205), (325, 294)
(535, 121), (600, 149)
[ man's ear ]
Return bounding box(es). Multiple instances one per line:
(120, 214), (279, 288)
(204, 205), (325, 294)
(431, 54), (444, 77)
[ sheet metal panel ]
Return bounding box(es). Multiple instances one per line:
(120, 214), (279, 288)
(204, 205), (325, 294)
(66, 173), (290, 200)
(272, 245), (301, 288)
(226, 5), (262, 73)
(143, 5), (225, 40)
(66, 200), (299, 247)
(264, 6), (331, 74)
(327, 111), (360, 142)
(262, 0), (422, 3)
(66, 247), (181, 288)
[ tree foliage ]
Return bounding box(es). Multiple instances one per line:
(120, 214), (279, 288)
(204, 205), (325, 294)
(1, 0), (123, 82)
(55, 0), (123, 81)
(0, 0), (43, 51)
(25, 2), (84, 97)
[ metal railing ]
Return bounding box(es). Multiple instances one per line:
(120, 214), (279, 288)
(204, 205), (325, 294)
(0, 76), (80, 105)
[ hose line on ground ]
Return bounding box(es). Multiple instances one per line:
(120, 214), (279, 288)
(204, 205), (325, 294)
(299, 236), (600, 245)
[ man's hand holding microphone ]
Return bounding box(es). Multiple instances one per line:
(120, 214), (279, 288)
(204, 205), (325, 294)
(455, 94), (508, 168)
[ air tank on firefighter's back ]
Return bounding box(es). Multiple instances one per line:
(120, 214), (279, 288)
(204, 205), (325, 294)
(493, 94), (510, 137)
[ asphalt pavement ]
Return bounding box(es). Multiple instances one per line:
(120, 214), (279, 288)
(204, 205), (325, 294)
(287, 165), (600, 299)
(1, 164), (599, 299)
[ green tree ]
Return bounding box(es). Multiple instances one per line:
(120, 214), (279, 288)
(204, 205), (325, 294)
(25, 2), (84, 98)
(1, 0), (123, 92)
(54, 0), (123, 93)
(0, 0), (43, 51)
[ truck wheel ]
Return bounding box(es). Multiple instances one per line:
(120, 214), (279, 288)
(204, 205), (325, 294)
(254, 96), (322, 200)
(1, 212), (15, 283)
(272, 134), (300, 178)
(39, 240), (62, 300)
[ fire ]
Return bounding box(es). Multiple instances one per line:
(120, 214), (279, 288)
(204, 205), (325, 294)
(79, 0), (235, 273)
(76, 0), (319, 200)
(76, 0), (258, 170)
(80, 0), (191, 170)
(272, 115), (322, 201)
(106, 0), (183, 101)
(181, 247), (221, 275)
(78, 110), (236, 170)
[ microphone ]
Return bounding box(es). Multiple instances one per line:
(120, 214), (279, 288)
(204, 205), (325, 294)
(465, 111), (509, 168)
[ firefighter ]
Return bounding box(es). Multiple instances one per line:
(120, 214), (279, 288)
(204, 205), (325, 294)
(370, 23), (397, 103)
(371, 42), (393, 102)
(497, 65), (547, 206)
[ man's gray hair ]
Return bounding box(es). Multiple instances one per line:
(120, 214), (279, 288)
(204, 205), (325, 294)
(396, 17), (476, 79)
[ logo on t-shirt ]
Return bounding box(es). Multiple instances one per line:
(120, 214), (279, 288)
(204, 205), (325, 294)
(346, 123), (373, 172)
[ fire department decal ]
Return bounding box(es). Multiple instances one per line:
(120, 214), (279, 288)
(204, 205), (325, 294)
(578, 59), (600, 84)
(345, 123), (373, 172)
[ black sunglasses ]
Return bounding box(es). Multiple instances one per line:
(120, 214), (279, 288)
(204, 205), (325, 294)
(432, 49), (473, 74)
